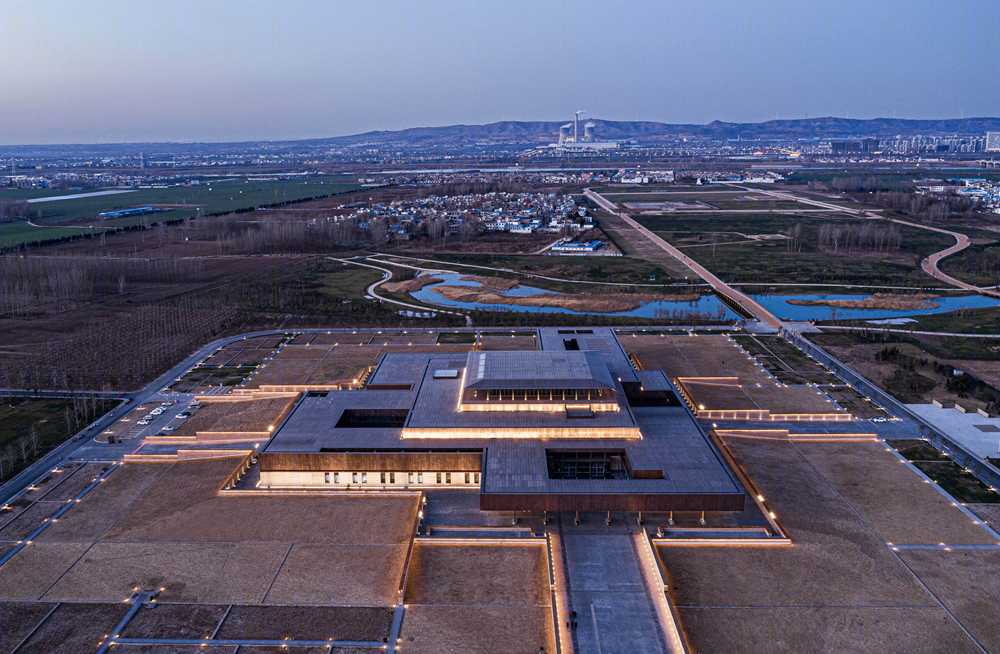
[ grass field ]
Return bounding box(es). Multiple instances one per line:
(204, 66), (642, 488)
(633, 212), (955, 286)
(0, 177), (360, 250)
(937, 240), (1000, 287)
(3, 178), (359, 224)
(314, 264), (384, 303)
(394, 252), (676, 286)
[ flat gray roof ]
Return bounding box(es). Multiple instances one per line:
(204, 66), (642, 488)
(263, 349), (741, 500)
(463, 350), (614, 391)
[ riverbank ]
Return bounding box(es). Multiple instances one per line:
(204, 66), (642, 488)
(459, 274), (519, 291)
(431, 285), (701, 313)
(382, 276), (443, 293)
(786, 293), (941, 311)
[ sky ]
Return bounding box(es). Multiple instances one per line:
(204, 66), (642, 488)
(1, 0), (997, 144)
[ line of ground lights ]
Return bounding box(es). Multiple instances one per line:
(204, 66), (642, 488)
(636, 529), (687, 653)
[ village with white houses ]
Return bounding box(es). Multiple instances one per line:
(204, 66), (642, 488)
(339, 191), (597, 239)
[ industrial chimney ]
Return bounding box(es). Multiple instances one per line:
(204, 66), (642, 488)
(559, 124), (572, 146)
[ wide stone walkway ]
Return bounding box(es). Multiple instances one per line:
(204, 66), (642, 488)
(556, 512), (671, 654)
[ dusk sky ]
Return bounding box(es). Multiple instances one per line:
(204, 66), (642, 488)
(1, 0), (997, 144)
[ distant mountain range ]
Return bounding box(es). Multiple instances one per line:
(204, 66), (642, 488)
(3, 117), (999, 156)
(317, 117), (1000, 147)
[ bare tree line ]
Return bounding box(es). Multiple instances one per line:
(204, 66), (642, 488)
(417, 180), (564, 197)
(192, 212), (480, 255)
(0, 198), (30, 222)
(0, 256), (204, 315)
(0, 304), (243, 392)
(817, 222), (902, 254)
(830, 176), (900, 193)
(0, 393), (115, 482)
(875, 191), (983, 224)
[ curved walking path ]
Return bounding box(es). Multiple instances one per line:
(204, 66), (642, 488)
(585, 188), (785, 330)
(733, 185), (999, 298)
(330, 257), (473, 326)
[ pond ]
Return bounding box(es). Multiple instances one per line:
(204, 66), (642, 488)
(408, 273), (1000, 321)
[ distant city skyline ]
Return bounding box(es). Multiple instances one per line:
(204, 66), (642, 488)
(1, 0), (997, 145)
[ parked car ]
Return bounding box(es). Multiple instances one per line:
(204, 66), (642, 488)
(137, 420), (150, 425)
(175, 413), (191, 419)
(162, 426), (175, 432)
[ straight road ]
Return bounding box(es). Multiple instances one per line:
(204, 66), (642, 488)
(586, 188), (785, 330)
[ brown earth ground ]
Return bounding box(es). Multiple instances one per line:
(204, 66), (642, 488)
(966, 503), (1000, 528)
(382, 276), (442, 293)
(795, 441), (998, 545)
(215, 605), (394, 642)
(676, 607), (981, 654)
(478, 334), (538, 350)
(658, 435), (999, 653)
(122, 602), (230, 639)
(897, 549), (1000, 653)
(624, 333), (773, 383)
(16, 602), (130, 654)
(404, 543), (549, 606)
(0, 601), (58, 653)
(263, 543), (408, 605)
(459, 274), (519, 290)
